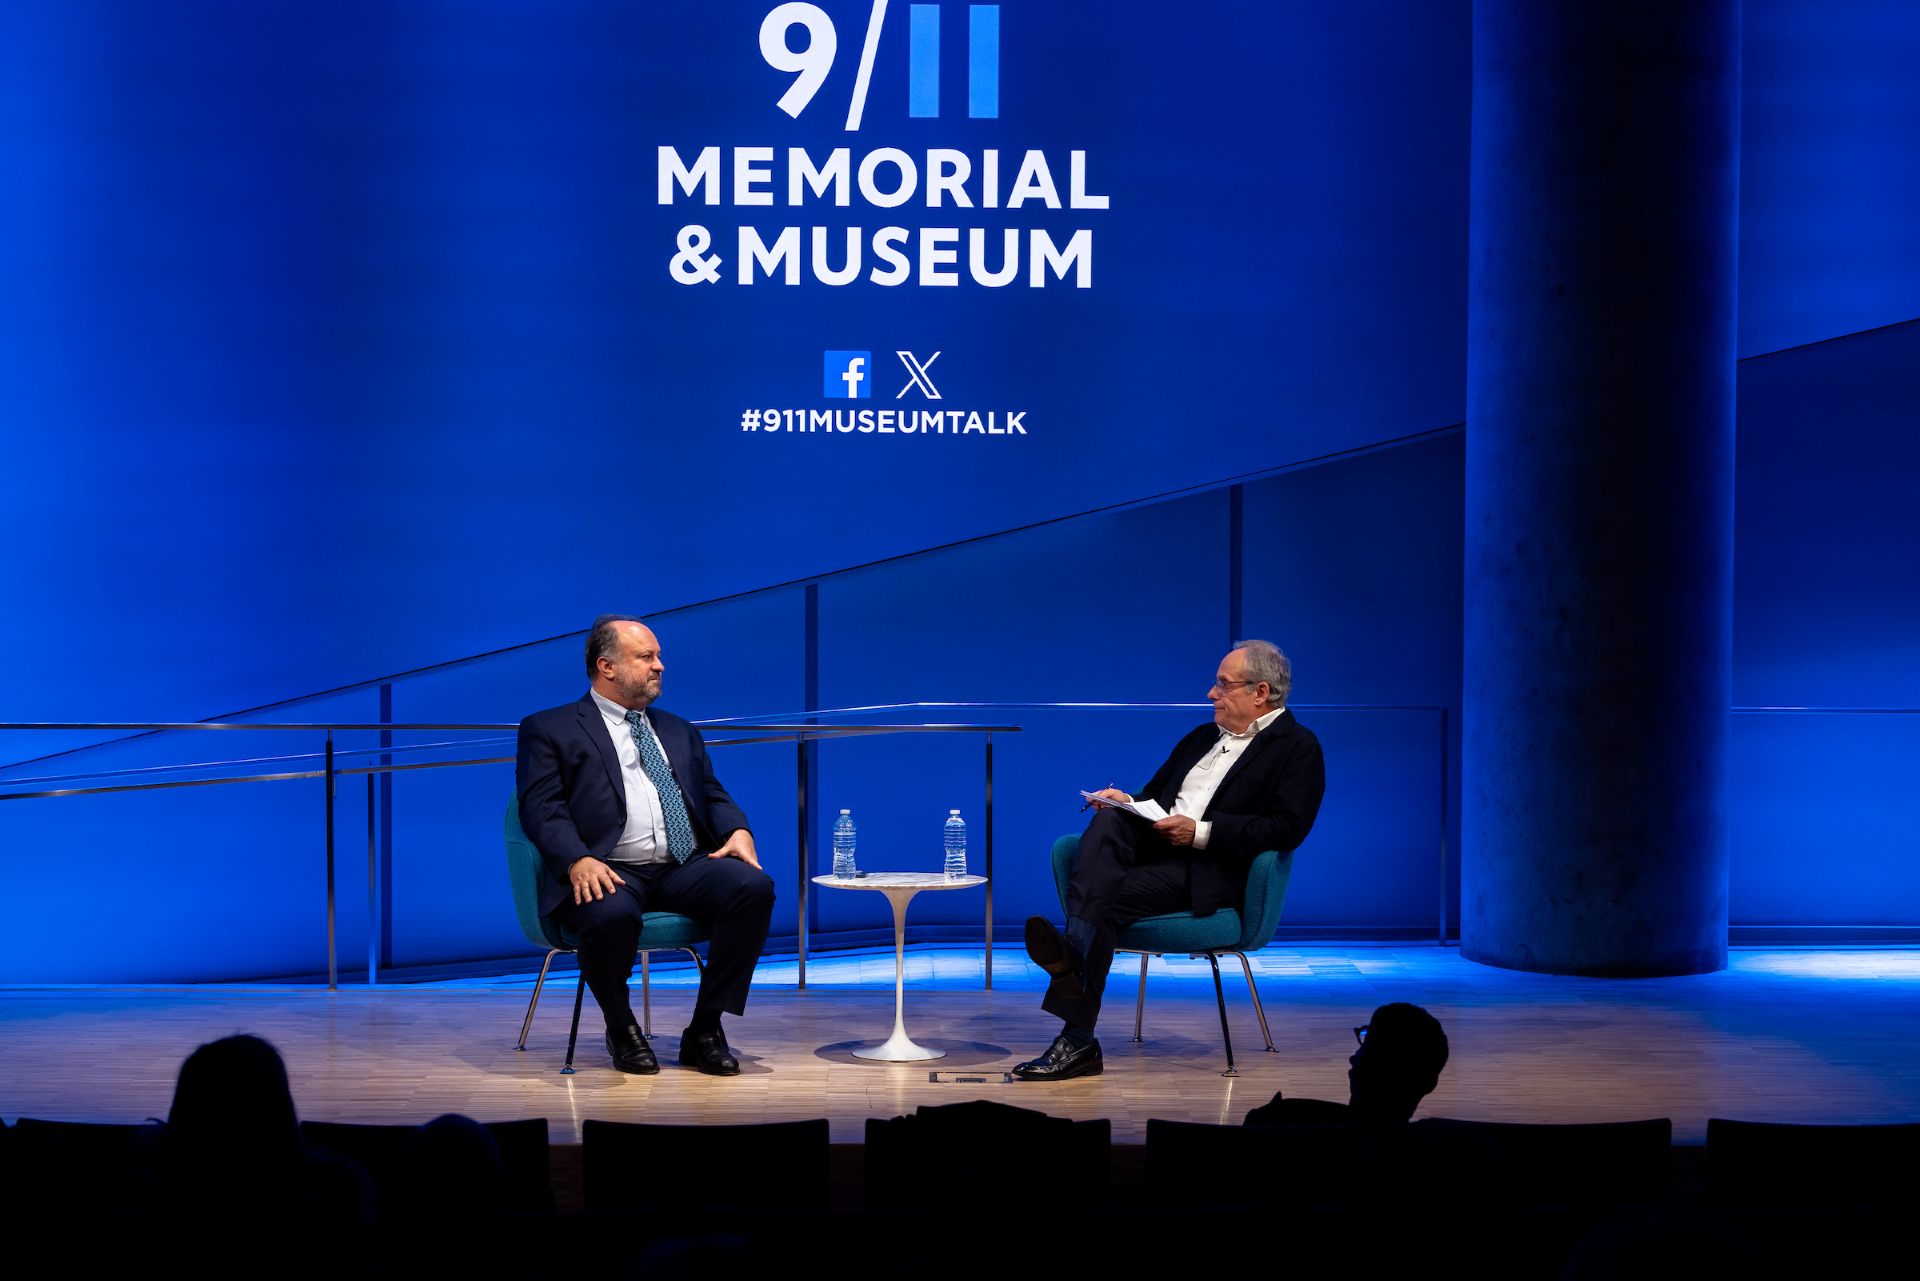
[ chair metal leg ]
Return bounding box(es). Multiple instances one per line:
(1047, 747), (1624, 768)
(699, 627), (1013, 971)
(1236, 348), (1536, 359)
(629, 947), (707, 1039)
(677, 948), (705, 1032)
(638, 947), (706, 1038)
(518, 948), (561, 1051)
(1204, 952), (1237, 1077)
(561, 971), (587, 1075)
(1232, 950), (1277, 1052)
(1132, 952), (1149, 1043)
(678, 948), (706, 1034)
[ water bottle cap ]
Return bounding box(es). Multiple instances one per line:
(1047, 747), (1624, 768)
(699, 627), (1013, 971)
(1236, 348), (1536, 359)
(949, 809), (960, 815)
(840, 808), (850, 814)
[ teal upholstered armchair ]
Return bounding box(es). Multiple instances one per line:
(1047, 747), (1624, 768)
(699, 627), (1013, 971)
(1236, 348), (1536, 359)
(504, 796), (710, 1073)
(1049, 833), (1294, 1076)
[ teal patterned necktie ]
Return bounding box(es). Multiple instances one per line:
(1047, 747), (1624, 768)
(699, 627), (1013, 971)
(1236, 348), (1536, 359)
(625, 710), (696, 864)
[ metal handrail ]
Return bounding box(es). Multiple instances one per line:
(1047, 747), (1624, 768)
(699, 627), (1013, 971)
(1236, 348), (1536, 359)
(7, 700), (1891, 791)
(0, 702), (1474, 981)
(1731, 706), (1920, 714)
(0, 722), (517, 731)
(0, 715), (1019, 991)
(0, 735), (526, 791)
(699, 699), (1456, 723)
(0, 724), (1021, 796)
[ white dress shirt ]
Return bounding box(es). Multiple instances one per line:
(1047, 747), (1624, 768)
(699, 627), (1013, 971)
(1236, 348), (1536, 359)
(1172, 706), (1286, 850)
(591, 689), (672, 865)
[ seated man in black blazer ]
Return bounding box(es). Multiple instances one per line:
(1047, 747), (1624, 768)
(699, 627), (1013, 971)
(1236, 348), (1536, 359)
(516, 615), (775, 1076)
(1015, 639), (1326, 1080)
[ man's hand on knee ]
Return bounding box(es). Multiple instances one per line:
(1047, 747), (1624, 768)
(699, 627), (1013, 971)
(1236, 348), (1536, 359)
(709, 828), (761, 871)
(570, 856), (621, 904)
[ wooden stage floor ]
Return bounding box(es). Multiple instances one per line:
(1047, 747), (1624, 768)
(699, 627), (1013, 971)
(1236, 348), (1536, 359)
(5, 945), (1919, 1144)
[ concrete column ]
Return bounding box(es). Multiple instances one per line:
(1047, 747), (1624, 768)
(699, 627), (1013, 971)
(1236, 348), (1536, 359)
(1462, 0), (1740, 975)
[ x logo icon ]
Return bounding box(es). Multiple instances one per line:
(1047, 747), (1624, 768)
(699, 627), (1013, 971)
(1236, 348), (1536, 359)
(894, 350), (943, 400)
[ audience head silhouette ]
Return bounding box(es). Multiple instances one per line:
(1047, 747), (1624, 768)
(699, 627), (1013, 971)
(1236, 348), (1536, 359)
(167, 1032), (302, 1168)
(390, 1113), (509, 1221)
(160, 1033), (371, 1226)
(1349, 1002), (1449, 1124)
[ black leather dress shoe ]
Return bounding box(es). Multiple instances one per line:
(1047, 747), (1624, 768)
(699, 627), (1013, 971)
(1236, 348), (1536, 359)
(679, 1026), (741, 1076)
(605, 1025), (659, 1074)
(1024, 916), (1085, 999)
(1011, 1034), (1103, 1081)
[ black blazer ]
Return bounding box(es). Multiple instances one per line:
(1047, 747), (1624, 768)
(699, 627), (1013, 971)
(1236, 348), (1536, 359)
(1133, 709), (1326, 917)
(515, 695), (751, 918)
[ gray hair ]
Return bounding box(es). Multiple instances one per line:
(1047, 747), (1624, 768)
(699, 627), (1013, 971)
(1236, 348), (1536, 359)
(586, 614), (648, 678)
(1232, 639), (1291, 707)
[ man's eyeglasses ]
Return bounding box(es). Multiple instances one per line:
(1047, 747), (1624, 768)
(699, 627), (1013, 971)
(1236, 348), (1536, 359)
(1210, 678), (1259, 693)
(1353, 1025), (1369, 1046)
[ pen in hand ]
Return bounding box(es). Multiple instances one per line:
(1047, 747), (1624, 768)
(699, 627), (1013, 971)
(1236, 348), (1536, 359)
(1079, 783), (1116, 812)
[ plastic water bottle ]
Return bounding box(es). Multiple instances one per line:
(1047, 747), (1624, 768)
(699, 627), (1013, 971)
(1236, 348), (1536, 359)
(832, 809), (858, 878)
(943, 809), (967, 880)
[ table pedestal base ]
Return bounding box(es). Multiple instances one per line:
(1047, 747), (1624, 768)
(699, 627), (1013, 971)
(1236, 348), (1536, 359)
(852, 1031), (945, 1062)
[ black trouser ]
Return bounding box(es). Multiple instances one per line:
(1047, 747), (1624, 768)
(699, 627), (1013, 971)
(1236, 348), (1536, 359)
(560, 856), (776, 1029)
(1045, 806), (1193, 1031)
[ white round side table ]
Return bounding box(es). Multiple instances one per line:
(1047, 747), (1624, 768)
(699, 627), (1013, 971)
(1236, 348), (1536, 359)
(811, 872), (987, 1061)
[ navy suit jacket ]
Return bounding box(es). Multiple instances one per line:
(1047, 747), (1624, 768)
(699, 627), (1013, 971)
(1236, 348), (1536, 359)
(515, 695), (751, 918)
(1134, 709), (1326, 917)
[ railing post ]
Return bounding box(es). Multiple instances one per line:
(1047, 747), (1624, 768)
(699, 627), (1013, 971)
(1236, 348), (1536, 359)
(377, 682), (393, 980)
(984, 733), (994, 990)
(796, 735), (808, 989)
(1438, 705), (1450, 947)
(366, 773), (378, 983)
(324, 730), (337, 990)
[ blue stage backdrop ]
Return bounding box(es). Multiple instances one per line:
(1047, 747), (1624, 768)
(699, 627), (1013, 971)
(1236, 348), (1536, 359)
(0, 0), (1471, 724)
(5, 0), (1916, 724)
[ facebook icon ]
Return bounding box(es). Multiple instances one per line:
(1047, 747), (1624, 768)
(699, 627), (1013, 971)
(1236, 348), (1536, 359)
(824, 350), (872, 399)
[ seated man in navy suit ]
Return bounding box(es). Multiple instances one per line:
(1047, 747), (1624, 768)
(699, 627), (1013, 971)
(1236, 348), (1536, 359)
(1015, 639), (1326, 1080)
(516, 615), (776, 1076)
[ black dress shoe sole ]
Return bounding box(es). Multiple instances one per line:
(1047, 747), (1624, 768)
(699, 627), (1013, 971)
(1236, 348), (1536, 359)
(1023, 918), (1085, 999)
